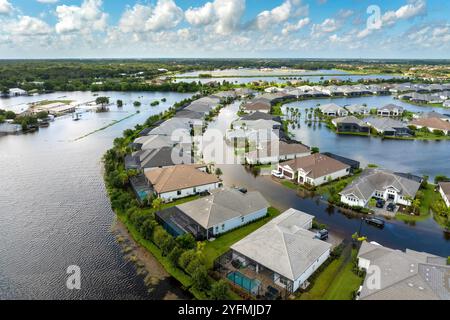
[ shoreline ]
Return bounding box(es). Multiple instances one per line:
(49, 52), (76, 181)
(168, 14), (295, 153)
(112, 218), (192, 300)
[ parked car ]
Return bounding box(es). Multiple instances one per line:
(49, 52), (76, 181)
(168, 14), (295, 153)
(386, 203), (396, 212)
(365, 217), (385, 228)
(271, 170), (284, 179)
(315, 229), (329, 241)
(376, 199), (386, 208)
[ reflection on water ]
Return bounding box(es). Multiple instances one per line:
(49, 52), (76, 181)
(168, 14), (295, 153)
(0, 91), (192, 299)
(282, 97), (450, 179)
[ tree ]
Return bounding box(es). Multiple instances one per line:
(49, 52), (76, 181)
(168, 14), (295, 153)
(96, 96), (109, 106)
(191, 267), (210, 292)
(5, 110), (16, 120)
(434, 175), (450, 184)
(215, 168), (223, 178)
(36, 111), (49, 120)
(311, 147), (320, 154)
(133, 101), (141, 107)
(168, 247), (184, 267)
(210, 280), (229, 300)
(369, 198), (377, 208)
(117, 100), (123, 107)
(412, 199), (421, 215)
(152, 198), (163, 211)
(176, 233), (196, 250)
(178, 250), (196, 271)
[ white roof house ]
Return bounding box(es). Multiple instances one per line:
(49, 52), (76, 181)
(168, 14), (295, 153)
(8, 88), (27, 96)
(231, 209), (332, 293)
(318, 103), (348, 117)
(357, 241), (450, 300)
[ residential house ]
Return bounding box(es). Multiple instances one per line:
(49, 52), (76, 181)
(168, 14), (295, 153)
(331, 116), (370, 133)
(0, 122), (22, 134)
(340, 168), (421, 208)
(239, 111), (282, 123)
(185, 96), (221, 115)
(229, 209), (332, 294)
(277, 153), (350, 187)
(410, 117), (450, 135)
(318, 103), (348, 117)
(243, 100), (272, 114)
(125, 145), (192, 171)
(365, 117), (411, 136)
(344, 104), (370, 116)
(144, 164), (222, 202)
(146, 117), (195, 137)
(156, 188), (269, 240)
(444, 100), (450, 108)
(7, 88), (28, 97)
(418, 111), (450, 122)
(377, 104), (404, 117)
(438, 182), (450, 208)
(132, 134), (175, 151)
(245, 140), (311, 165)
(357, 241), (450, 300)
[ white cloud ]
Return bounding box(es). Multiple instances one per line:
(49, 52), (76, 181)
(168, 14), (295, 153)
(118, 0), (183, 33)
(7, 16), (52, 36)
(55, 0), (108, 34)
(185, 2), (215, 26)
(0, 0), (13, 14)
(282, 17), (310, 35)
(255, 0), (292, 30)
(311, 18), (339, 37)
(213, 0), (246, 35)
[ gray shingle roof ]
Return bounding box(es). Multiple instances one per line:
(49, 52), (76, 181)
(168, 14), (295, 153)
(358, 242), (450, 300)
(231, 209), (331, 281)
(176, 188), (269, 229)
(340, 169), (421, 202)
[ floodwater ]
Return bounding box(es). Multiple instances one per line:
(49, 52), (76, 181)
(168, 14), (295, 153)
(0, 91), (193, 300)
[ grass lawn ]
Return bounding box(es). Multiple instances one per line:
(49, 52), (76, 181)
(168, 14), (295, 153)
(395, 184), (436, 223)
(203, 207), (281, 269)
(299, 248), (363, 301)
(35, 99), (73, 106)
(281, 180), (299, 190)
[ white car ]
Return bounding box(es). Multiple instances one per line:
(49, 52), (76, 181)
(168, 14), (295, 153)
(271, 170), (284, 179)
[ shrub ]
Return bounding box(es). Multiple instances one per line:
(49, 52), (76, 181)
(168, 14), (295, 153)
(191, 267), (210, 292)
(176, 233), (196, 250)
(210, 280), (229, 300)
(178, 249), (197, 270)
(186, 257), (202, 275)
(168, 247), (184, 267)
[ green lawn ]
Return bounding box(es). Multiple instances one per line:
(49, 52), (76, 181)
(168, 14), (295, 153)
(203, 207), (281, 269)
(395, 184), (437, 223)
(299, 248), (363, 301)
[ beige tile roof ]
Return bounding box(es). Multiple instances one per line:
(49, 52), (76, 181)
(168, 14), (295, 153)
(438, 181), (450, 198)
(244, 101), (271, 111)
(281, 153), (350, 179)
(145, 165), (221, 194)
(410, 117), (450, 131)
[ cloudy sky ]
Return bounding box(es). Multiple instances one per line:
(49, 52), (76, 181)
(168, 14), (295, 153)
(0, 0), (449, 59)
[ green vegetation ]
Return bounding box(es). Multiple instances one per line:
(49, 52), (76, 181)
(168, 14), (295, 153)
(396, 184), (437, 223)
(298, 246), (363, 300)
(34, 99), (73, 106)
(151, 100), (160, 107)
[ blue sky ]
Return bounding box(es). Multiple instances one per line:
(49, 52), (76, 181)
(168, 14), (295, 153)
(0, 0), (449, 59)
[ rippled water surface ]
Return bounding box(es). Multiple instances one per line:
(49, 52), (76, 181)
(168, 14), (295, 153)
(0, 91), (192, 299)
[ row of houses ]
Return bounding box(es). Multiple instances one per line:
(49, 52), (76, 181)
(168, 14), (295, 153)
(259, 82), (450, 100)
(318, 103), (404, 118)
(127, 92), (239, 202)
(399, 91), (450, 106)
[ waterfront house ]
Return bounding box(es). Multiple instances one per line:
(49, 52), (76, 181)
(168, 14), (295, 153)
(277, 153), (350, 187)
(0, 122), (22, 134)
(144, 164), (222, 202)
(377, 104), (404, 117)
(365, 117), (411, 136)
(410, 117), (450, 135)
(357, 241), (450, 300)
(318, 103), (348, 117)
(340, 168), (421, 208)
(418, 111), (450, 122)
(331, 116), (370, 133)
(7, 88), (28, 97)
(147, 117), (195, 137)
(239, 111), (282, 123)
(438, 182), (450, 208)
(125, 145), (192, 171)
(245, 140), (311, 165)
(132, 134), (175, 151)
(156, 188), (269, 240)
(227, 209), (332, 295)
(243, 100), (272, 114)
(344, 104), (370, 116)
(444, 100), (450, 108)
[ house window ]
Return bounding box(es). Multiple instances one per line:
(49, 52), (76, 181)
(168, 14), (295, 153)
(215, 226), (219, 232)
